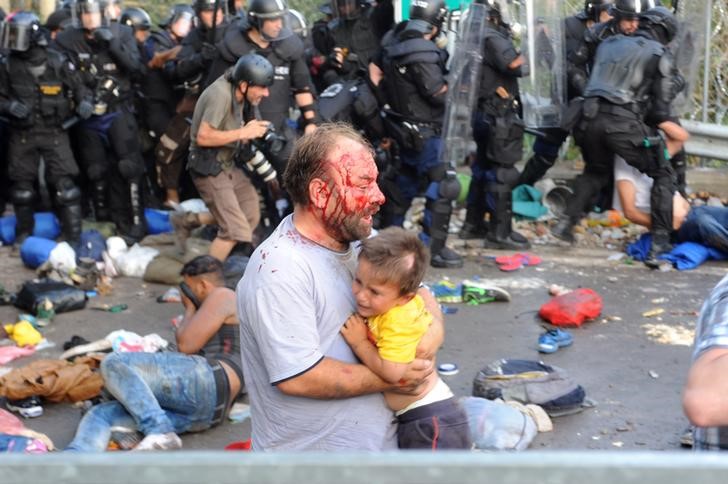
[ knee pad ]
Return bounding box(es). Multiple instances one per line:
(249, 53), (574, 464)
(10, 185), (35, 206)
(118, 157), (145, 180)
(86, 163), (108, 182)
(427, 164), (460, 201)
(55, 178), (82, 206)
(496, 166), (520, 187)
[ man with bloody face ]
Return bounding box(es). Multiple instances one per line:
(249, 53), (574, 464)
(236, 123), (443, 451)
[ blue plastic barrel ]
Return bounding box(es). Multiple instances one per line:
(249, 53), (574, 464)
(0, 213), (61, 245)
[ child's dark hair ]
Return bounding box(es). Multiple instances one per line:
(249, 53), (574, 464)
(359, 227), (428, 295)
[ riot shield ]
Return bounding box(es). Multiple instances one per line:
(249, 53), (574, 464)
(516, 0), (566, 128)
(672, 0), (710, 116)
(438, 3), (488, 166)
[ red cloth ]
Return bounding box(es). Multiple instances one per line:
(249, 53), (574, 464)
(539, 288), (603, 327)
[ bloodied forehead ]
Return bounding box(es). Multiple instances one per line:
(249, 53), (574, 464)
(324, 136), (378, 185)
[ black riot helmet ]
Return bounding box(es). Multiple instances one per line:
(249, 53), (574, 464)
(231, 53), (275, 87)
(161, 4), (195, 27)
(640, 5), (677, 44)
(409, 0), (447, 31)
(1, 11), (48, 51)
(120, 7), (151, 32)
(247, 0), (292, 40)
(584, 0), (614, 22)
(194, 0), (227, 14)
(612, 0), (649, 19)
(72, 0), (108, 30)
(287, 9), (307, 39)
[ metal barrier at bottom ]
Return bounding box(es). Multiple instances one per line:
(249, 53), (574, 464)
(3, 451), (728, 484)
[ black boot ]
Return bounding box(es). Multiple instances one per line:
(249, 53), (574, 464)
(125, 181), (147, 243)
(427, 198), (463, 268)
(459, 203), (488, 240)
(518, 153), (555, 187)
(551, 217), (577, 243)
(484, 188), (530, 250)
(91, 181), (110, 222)
(57, 202), (83, 247)
(10, 185), (36, 245)
(644, 230), (672, 269)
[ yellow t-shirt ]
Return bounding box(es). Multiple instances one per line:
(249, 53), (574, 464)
(367, 295), (433, 364)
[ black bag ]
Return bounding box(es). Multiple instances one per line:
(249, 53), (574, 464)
(382, 114), (424, 152)
(14, 280), (87, 314)
(485, 113), (524, 163)
(187, 147), (223, 178)
(472, 359), (586, 417)
(155, 113), (191, 166)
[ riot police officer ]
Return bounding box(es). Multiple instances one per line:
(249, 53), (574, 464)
(315, 0), (393, 88)
(205, 0), (319, 175)
(552, 6), (682, 267)
(513, 0), (614, 191)
(0, 12), (93, 246)
(462, 1), (530, 250)
(54, 0), (147, 241)
(142, 4), (195, 206)
(375, 0), (461, 268)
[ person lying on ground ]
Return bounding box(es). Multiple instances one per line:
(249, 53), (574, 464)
(340, 227), (472, 449)
(614, 123), (728, 254)
(66, 255), (243, 451)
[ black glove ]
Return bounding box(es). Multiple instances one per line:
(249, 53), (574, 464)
(76, 99), (94, 119)
(7, 100), (30, 119)
(93, 27), (114, 46)
(200, 42), (219, 63)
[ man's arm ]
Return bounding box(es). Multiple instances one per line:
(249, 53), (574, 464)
(195, 118), (269, 148)
(176, 288), (236, 354)
(340, 314), (408, 384)
(684, 348), (728, 427)
(616, 179), (652, 228)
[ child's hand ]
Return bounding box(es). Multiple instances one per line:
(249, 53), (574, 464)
(341, 313), (368, 346)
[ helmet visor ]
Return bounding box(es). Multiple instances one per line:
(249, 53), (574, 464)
(255, 11), (292, 41)
(171, 11), (194, 38)
(2, 22), (32, 51)
(73, 2), (107, 30)
(332, 0), (360, 20)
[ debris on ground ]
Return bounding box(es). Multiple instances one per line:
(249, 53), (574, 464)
(642, 323), (695, 346)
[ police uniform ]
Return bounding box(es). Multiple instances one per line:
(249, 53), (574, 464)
(205, 20), (313, 174)
(54, 21), (148, 240)
(377, 19), (461, 268)
(558, 31), (680, 260)
(465, 18), (530, 250)
(0, 45), (90, 245)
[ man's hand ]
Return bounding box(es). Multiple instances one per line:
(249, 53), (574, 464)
(200, 42), (219, 62)
(7, 100), (30, 119)
(93, 27), (114, 46)
(340, 313), (369, 347)
(239, 119), (270, 141)
(304, 123), (317, 135)
(180, 289), (196, 312)
(389, 358), (434, 395)
(76, 99), (94, 119)
(331, 47), (346, 69)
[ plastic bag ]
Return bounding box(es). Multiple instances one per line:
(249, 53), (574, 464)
(538, 288), (603, 326)
(179, 198), (209, 214)
(48, 242), (77, 272)
(460, 397), (537, 451)
(144, 209), (173, 235)
(114, 244), (159, 278)
(105, 236), (128, 260)
(14, 280), (87, 314)
(19, 237), (57, 269)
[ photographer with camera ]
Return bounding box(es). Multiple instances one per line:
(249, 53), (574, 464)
(184, 53), (276, 261)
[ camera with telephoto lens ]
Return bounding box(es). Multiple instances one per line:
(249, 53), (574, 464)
(93, 76), (120, 115)
(254, 125), (287, 158)
(243, 150), (277, 183)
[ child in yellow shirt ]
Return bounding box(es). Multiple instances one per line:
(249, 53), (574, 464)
(341, 227), (471, 449)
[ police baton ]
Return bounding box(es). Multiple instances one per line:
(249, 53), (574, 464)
(62, 116), (81, 130)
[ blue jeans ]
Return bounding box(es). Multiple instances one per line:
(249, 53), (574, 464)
(677, 206), (728, 253)
(66, 352), (217, 452)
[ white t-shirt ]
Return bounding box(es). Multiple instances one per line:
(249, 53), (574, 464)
(612, 156), (654, 214)
(236, 215), (397, 451)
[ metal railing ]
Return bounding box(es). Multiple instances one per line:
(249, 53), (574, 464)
(4, 451), (728, 484)
(682, 120), (728, 161)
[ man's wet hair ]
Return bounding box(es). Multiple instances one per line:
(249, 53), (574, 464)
(359, 227), (429, 296)
(180, 255), (224, 282)
(283, 122), (373, 207)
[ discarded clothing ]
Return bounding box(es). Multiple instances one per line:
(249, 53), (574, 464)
(460, 396), (537, 451)
(0, 346), (36, 365)
(512, 184), (548, 220)
(0, 357), (103, 403)
(627, 233), (728, 270)
(105, 330), (169, 353)
(0, 433), (49, 453)
(494, 252), (542, 272)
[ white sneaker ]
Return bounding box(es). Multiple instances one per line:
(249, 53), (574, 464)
(133, 432), (183, 451)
